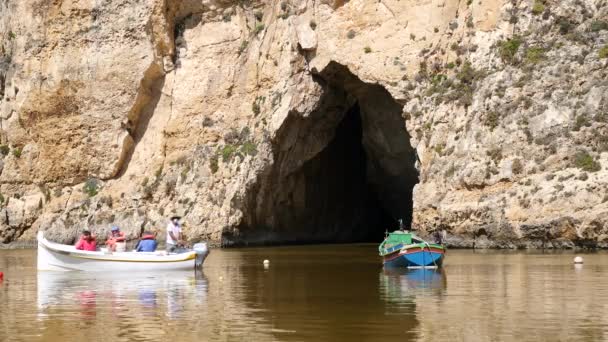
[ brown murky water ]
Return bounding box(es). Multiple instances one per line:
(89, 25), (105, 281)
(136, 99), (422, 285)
(1, 245), (607, 341)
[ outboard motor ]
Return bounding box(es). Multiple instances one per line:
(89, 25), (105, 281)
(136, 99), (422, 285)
(193, 242), (209, 268)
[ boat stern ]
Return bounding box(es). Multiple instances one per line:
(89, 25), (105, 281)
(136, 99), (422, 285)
(193, 242), (209, 268)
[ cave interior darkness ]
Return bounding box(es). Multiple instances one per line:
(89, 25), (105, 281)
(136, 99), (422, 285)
(228, 63), (419, 246)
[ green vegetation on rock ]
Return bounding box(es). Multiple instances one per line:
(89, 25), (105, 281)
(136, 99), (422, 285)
(252, 101), (261, 115)
(83, 178), (99, 197)
(531, 1), (545, 15)
(240, 141), (258, 157)
(12, 147), (22, 158)
(525, 47), (545, 63)
(221, 145), (238, 162)
(498, 37), (522, 64)
(512, 159), (523, 174)
(590, 20), (608, 32)
(574, 151), (601, 172)
(599, 45), (608, 59)
(483, 111), (499, 131)
(254, 23), (265, 35)
(209, 155), (219, 174)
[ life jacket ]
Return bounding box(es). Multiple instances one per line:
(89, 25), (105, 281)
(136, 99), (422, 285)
(136, 238), (157, 252)
(141, 234), (155, 240)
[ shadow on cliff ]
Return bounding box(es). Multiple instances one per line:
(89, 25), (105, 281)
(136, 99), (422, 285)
(225, 62), (419, 246)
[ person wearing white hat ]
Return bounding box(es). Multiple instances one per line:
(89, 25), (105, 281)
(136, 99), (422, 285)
(166, 216), (183, 253)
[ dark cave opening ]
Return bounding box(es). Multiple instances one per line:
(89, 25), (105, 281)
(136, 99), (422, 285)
(299, 102), (399, 242)
(226, 62), (418, 246)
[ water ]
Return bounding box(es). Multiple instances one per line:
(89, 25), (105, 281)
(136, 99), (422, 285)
(1, 245), (607, 341)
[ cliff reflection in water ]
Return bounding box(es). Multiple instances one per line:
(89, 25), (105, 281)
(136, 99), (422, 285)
(5, 247), (608, 341)
(226, 245), (421, 341)
(18, 245), (422, 341)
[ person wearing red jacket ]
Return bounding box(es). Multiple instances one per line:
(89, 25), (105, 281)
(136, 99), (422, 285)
(75, 230), (97, 251)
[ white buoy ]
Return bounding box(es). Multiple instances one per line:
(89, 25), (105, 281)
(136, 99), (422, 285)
(574, 256), (584, 264)
(263, 259), (270, 265)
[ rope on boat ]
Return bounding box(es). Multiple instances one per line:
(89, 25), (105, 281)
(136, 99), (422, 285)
(420, 238), (439, 269)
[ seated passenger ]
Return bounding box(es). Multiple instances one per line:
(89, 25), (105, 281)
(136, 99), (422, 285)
(136, 231), (157, 252)
(106, 226), (126, 252)
(75, 230), (97, 251)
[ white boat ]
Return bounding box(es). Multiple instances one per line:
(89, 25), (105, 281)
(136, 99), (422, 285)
(37, 231), (209, 272)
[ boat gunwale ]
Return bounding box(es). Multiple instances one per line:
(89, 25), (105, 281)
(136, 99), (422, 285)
(38, 232), (196, 263)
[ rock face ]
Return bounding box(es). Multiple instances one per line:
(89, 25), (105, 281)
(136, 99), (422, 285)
(0, 0), (607, 248)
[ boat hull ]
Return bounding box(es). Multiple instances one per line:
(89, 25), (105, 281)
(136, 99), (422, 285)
(37, 231), (206, 272)
(383, 247), (444, 268)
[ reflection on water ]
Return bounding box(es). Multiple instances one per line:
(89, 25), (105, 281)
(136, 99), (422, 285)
(37, 271), (208, 320)
(380, 268), (446, 306)
(2, 247), (608, 341)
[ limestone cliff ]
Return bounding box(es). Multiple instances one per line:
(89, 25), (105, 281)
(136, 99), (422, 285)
(0, 0), (607, 248)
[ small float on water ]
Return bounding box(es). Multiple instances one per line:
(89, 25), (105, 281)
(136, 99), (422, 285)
(37, 231), (209, 272)
(379, 221), (445, 269)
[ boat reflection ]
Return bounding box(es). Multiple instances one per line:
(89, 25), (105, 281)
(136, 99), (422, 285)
(379, 267), (447, 305)
(37, 270), (208, 321)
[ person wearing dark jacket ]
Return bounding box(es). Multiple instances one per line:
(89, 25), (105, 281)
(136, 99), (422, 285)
(136, 231), (158, 252)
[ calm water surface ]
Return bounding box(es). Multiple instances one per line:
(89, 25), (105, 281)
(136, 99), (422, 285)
(1, 245), (607, 341)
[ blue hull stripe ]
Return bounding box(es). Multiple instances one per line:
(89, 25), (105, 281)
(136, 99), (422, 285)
(383, 250), (444, 268)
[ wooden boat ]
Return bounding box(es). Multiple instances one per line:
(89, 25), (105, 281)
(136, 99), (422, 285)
(37, 231), (209, 272)
(379, 228), (445, 269)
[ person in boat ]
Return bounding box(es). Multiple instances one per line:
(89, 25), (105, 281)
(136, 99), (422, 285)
(105, 226), (126, 252)
(75, 230), (97, 251)
(433, 229), (443, 244)
(136, 231), (158, 252)
(166, 216), (184, 253)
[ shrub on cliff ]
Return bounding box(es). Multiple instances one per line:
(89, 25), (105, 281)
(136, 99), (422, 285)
(589, 20), (608, 32)
(483, 111), (499, 131)
(525, 47), (546, 64)
(12, 147), (22, 158)
(209, 155), (219, 174)
(253, 23), (265, 35)
(221, 145), (237, 162)
(512, 159), (523, 174)
(531, 1), (545, 15)
(83, 178), (99, 197)
(599, 45), (608, 59)
(0, 145), (8, 156)
(498, 37), (522, 64)
(240, 141), (257, 157)
(574, 151), (601, 172)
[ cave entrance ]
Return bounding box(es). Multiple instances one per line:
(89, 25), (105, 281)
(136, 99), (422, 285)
(228, 62), (418, 246)
(298, 101), (399, 242)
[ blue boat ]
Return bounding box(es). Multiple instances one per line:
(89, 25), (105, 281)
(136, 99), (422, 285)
(379, 225), (445, 268)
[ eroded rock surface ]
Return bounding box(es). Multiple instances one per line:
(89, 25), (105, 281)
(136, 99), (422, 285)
(0, 0), (607, 248)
